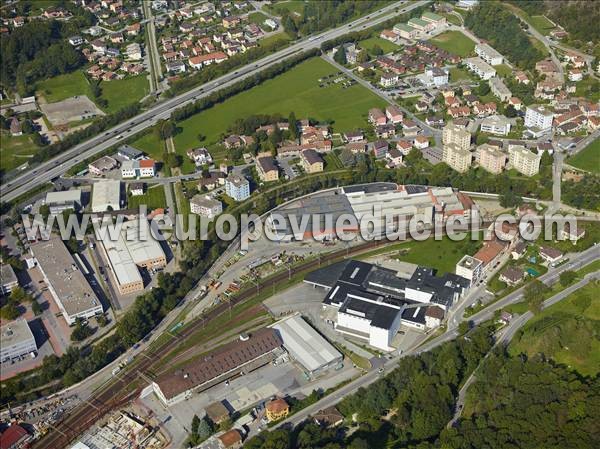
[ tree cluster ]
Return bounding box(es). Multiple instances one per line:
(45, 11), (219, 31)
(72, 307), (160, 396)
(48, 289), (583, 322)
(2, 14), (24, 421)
(465, 2), (545, 70)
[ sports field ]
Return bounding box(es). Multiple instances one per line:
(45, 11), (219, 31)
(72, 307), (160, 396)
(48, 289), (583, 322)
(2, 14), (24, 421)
(430, 30), (475, 57)
(138, 57), (386, 169)
(567, 139), (600, 174)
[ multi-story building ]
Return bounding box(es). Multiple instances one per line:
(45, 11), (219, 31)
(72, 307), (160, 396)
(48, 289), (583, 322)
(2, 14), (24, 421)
(455, 255), (484, 283)
(480, 115), (512, 136)
(442, 123), (471, 150)
(524, 105), (554, 134)
(1, 264), (19, 296)
(489, 77), (512, 102)
(464, 57), (496, 80)
(121, 159), (155, 178)
(300, 149), (324, 173)
(475, 43), (503, 65)
(225, 175), (250, 202)
(393, 23), (418, 40)
(1, 319), (37, 362)
(190, 195), (223, 219)
(256, 156), (279, 182)
(30, 236), (103, 325)
(476, 143), (506, 174)
(443, 143), (472, 173)
(509, 145), (542, 176)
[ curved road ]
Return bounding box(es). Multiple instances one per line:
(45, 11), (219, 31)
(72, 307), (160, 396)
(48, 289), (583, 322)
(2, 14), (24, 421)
(2, 0), (425, 203)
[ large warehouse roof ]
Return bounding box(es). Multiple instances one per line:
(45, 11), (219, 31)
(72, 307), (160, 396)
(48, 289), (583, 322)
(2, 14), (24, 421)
(272, 315), (342, 374)
(30, 236), (101, 319)
(91, 180), (121, 212)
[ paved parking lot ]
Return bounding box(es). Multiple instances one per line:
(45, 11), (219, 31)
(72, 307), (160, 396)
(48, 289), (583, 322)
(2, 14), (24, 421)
(40, 95), (105, 126)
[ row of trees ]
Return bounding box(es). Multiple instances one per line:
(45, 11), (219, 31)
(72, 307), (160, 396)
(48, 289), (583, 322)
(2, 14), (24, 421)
(465, 2), (545, 70)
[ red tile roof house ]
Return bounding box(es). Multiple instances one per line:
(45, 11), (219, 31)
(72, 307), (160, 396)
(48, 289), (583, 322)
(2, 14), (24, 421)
(368, 108), (387, 126)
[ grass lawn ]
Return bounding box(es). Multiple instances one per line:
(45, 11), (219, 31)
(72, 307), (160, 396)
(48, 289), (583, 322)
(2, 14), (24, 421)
(266, 1), (304, 16)
(168, 57), (386, 166)
(100, 75), (149, 114)
(430, 30), (475, 57)
(441, 12), (462, 27)
(529, 15), (555, 36)
(449, 66), (475, 82)
(248, 11), (270, 26)
(259, 31), (293, 48)
(127, 184), (167, 210)
(0, 133), (40, 172)
(493, 64), (513, 78)
(36, 71), (91, 103)
(568, 138), (600, 174)
(131, 132), (166, 161)
(575, 76), (600, 102)
(508, 280), (600, 376)
(359, 37), (399, 55)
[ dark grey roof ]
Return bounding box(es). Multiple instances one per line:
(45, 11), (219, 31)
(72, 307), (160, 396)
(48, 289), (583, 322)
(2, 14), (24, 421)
(305, 261), (350, 289)
(118, 144), (143, 158)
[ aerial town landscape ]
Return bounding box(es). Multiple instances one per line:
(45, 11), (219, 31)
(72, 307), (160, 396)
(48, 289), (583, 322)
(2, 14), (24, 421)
(0, 0), (599, 448)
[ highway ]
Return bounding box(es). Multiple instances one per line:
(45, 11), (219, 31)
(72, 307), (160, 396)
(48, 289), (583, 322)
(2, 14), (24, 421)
(1, 0), (426, 203)
(276, 244), (599, 429)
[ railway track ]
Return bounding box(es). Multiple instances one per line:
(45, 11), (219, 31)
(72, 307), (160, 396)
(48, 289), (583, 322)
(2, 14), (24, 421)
(35, 228), (487, 447)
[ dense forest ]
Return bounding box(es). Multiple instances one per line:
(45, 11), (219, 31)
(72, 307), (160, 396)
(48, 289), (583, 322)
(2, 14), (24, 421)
(464, 1), (544, 70)
(280, 0), (387, 38)
(244, 344), (600, 448)
(0, 4), (94, 95)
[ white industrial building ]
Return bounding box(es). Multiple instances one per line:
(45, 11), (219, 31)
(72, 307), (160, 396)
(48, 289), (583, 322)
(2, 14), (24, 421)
(305, 260), (470, 351)
(1, 319), (37, 362)
(92, 180), (122, 212)
(29, 236), (103, 325)
(272, 314), (343, 377)
(97, 220), (167, 295)
(45, 190), (82, 214)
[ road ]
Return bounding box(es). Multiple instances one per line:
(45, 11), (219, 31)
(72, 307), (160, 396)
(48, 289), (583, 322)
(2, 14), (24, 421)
(275, 244), (599, 429)
(1, 0), (426, 203)
(448, 270), (599, 426)
(323, 54), (442, 147)
(142, 0), (162, 93)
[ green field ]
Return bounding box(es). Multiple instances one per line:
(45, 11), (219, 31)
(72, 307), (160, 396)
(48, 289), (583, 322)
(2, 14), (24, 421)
(359, 37), (399, 55)
(441, 12), (462, 27)
(575, 76), (600, 102)
(101, 75), (149, 114)
(36, 71), (92, 103)
(430, 30), (475, 57)
(493, 64), (513, 78)
(266, 1), (304, 16)
(568, 138), (600, 173)
(132, 132), (166, 161)
(449, 66), (475, 81)
(509, 280), (600, 376)
(163, 57), (385, 168)
(127, 185), (167, 210)
(0, 133), (40, 172)
(529, 15), (555, 36)
(36, 73), (148, 114)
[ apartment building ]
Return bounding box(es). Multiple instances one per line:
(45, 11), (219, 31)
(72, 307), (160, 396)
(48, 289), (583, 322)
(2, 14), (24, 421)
(190, 195), (223, 219)
(524, 105), (554, 133)
(509, 145), (542, 176)
(225, 175), (250, 202)
(475, 43), (503, 65)
(442, 123), (471, 151)
(476, 143), (506, 174)
(443, 143), (472, 173)
(489, 77), (512, 102)
(300, 149), (324, 173)
(464, 57), (496, 80)
(480, 115), (512, 136)
(256, 156), (279, 182)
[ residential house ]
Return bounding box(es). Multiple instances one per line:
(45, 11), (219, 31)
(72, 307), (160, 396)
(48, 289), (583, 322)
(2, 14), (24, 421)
(300, 149), (324, 173)
(256, 156), (279, 182)
(190, 195), (223, 219)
